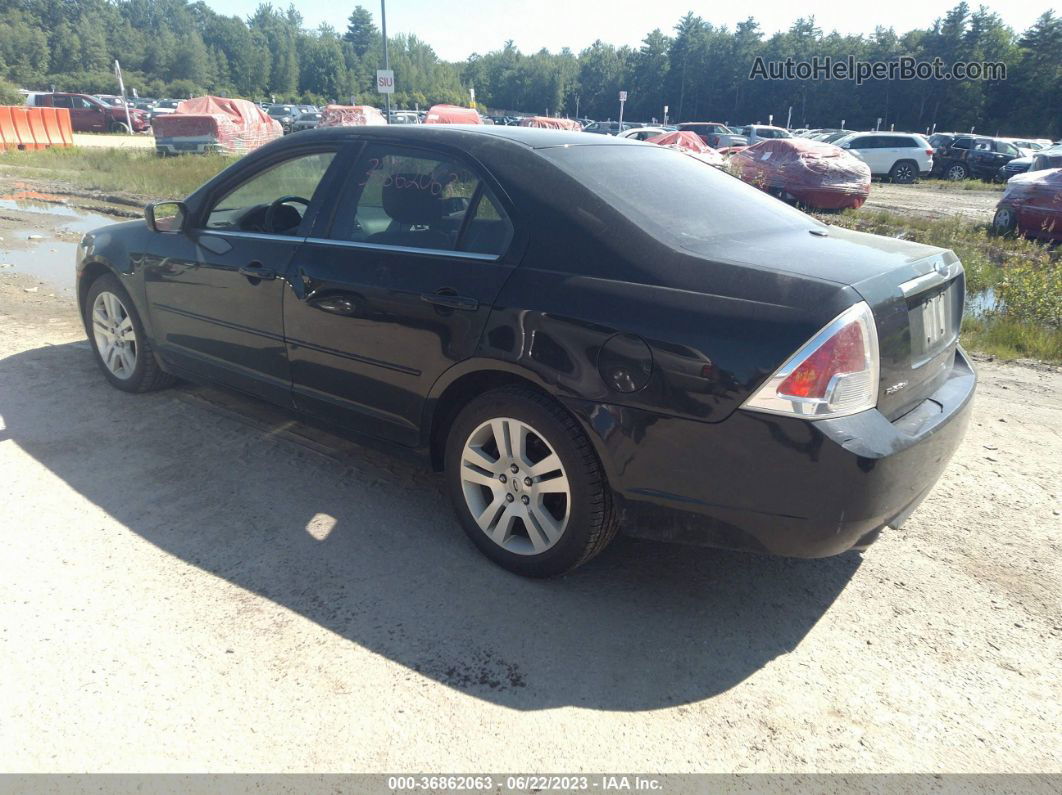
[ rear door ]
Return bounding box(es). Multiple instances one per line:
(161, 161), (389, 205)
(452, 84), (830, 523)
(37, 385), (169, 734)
(284, 141), (519, 445)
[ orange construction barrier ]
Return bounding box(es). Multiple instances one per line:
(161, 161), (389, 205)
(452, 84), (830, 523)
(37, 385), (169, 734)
(10, 107), (41, 150)
(55, 107), (73, 145)
(40, 107), (62, 146)
(0, 106), (16, 150)
(0, 105), (74, 149)
(27, 107), (48, 147)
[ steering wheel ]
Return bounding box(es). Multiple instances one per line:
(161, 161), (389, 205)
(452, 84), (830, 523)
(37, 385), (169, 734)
(264, 195), (310, 234)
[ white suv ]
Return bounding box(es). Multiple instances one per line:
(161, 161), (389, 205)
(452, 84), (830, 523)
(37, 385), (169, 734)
(834, 132), (934, 183)
(737, 125), (792, 145)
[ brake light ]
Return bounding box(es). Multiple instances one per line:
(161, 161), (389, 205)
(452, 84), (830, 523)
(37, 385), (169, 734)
(926, 149), (935, 156)
(743, 301), (879, 418)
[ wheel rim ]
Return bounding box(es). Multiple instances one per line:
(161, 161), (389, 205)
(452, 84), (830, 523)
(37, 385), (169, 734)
(895, 164), (914, 181)
(947, 165), (965, 180)
(91, 291), (137, 380)
(459, 417), (571, 555)
(995, 208), (1014, 230)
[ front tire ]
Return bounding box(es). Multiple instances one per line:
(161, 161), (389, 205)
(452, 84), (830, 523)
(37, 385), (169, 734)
(84, 273), (175, 393)
(991, 206), (1018, 237)
(444, 386), (618, 577)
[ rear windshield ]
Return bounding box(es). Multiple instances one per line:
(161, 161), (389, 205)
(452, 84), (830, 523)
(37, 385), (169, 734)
(540, 144), (815, 247)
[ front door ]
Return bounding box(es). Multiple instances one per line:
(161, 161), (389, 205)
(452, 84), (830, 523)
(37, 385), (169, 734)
(144, 147), (339, 405)
(284, 142), (519, 445)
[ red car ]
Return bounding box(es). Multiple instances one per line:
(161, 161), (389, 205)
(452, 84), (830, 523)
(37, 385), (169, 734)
(26, 93), (150, 133)
(730, 138), (871, 211)
(992, 167), (1062, 242)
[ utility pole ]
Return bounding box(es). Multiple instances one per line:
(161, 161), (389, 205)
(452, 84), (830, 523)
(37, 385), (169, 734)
(381, 0), (390, 120)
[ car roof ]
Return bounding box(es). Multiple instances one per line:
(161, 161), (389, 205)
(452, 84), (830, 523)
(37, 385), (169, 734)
(290, 124), (634, 150)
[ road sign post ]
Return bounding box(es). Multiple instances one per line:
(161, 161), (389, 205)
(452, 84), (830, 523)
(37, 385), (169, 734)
(618, 90), (627, 130)
(380, 0), (390, 121)
(114, 60), (132, 134)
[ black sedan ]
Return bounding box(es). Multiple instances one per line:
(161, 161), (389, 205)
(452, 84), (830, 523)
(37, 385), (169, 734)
(75, 126), (975, 577)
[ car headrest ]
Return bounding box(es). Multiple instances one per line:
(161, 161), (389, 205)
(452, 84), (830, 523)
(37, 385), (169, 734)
(382, 174), (445, 225)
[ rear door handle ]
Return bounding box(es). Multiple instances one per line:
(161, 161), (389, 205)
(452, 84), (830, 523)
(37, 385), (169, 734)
(420, 292), (478, 311)
(239, 261), (277, 281)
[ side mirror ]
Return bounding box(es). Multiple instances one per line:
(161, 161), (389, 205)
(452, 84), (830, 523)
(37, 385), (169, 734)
(145, 201), (187, 233)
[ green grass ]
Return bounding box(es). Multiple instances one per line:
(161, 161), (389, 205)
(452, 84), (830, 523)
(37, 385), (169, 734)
(0, 147), (232, 201)
(815, 207), (1061, 362)
(961, 314), (1062, 361)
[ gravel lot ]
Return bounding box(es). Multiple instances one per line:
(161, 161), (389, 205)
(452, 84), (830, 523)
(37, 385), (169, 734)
(1, 271), (1059, 773)
(864, 182), (1002, 222)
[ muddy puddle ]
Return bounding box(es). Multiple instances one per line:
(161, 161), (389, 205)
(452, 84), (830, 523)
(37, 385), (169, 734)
(0, 199), (118, 295)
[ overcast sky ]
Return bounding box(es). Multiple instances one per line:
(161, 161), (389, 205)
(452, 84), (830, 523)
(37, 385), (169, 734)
(212, 0), (1054, 61)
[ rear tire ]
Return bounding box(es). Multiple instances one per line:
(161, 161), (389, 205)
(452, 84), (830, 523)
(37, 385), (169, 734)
(945, 162), (969, 181)
(889, 159), (918, 184)
(84, 273), (175, 393)
(444, 386), (618, 577)
(109, 121), (131, 134)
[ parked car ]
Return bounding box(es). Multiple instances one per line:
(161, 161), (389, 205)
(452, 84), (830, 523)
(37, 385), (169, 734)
(25, 92), (151, 133)
(584, 121), (638, 135)
(677, 122), (747, 148)
(291, 111), (321, 132)
(75, 126), (974, 576)
(999, 145), (1062, 181)
(152, 96), (282, 155)
(149, 99), (180, 122)
(266, 104), (299, 133)
(730, 138), (871, 209)
(617, 126), (669, 141)
(996, 156), (1033, 182)
(992, 167), (1062, 242)
(735, 125), (792, 145)
(389, 110), (421, 125)
(834, 132), (934, 183)
(930, 135), (1022, 181)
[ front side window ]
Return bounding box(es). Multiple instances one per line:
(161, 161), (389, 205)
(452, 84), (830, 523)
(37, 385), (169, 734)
(328, 145), (513, 256)
(205, 151), (335, 235)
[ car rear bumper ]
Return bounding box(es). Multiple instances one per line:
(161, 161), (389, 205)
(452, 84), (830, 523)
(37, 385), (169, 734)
(563, 347), (976, 557)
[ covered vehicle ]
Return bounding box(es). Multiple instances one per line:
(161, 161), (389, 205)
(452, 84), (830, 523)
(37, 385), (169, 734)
(645, 130), (724, 168)
(992, 167), (1062, 242)
(424, 104), (482, 125)
(152, 96), (282, 155)
(317, 105), (387, 128)
(730, 137), (871, 210)
(518, 116), (582, 132)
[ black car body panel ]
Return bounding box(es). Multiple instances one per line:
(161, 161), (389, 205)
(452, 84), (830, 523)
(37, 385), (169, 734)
(76, 125), (975, 558)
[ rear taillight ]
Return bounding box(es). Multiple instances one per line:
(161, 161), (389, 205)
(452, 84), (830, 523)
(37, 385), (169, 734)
(926, 149), (935, 156)
(743, 301), (879, 418)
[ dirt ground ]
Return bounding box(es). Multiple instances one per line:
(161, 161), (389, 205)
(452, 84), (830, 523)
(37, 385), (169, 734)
(864, 181), (1002, 222)
(1, 254), (1060, 773)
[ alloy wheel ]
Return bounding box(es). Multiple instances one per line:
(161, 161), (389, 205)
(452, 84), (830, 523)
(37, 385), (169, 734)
(947, 164), (966, 180)
(894, 163), (915, 182)
(92, 291), (138, 380)
(459, 417), (571, 555)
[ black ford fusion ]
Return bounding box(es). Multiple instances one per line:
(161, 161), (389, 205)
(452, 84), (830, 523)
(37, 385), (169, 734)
(76, 126), (975, 577)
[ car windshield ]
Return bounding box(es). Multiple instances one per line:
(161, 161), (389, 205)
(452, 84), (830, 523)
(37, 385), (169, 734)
(541, 145), (815, 249)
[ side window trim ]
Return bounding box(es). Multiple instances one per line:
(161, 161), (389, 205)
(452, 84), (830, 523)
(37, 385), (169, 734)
(302, 236), (503, 263)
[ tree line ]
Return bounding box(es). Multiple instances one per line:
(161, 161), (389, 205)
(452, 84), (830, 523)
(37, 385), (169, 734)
(0, 0), (1058, 136)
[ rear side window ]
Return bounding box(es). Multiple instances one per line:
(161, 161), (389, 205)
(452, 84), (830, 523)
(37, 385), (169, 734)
(51, 96), (72, 108)
(952, 138), (973, 150)
(328, 144), (513, 257)
(542, 144), (811, 249)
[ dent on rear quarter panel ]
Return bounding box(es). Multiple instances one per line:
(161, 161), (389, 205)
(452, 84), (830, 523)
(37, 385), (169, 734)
(483, 266), (851, 425)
